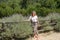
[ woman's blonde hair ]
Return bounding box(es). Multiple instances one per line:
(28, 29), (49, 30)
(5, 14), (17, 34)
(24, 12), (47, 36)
(32, 11), (36, 14)
(32, 11), (37, 16)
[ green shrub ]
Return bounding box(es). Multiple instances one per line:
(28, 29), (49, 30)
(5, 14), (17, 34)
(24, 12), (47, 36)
(1, 22), (32, 38)
(54, 22), (60, 31)
(43, 26), (54, 31)
(0, 14), (33, 39)
(54, 19), (60, 31)
(0, 13), (60, 40)
(0, 7), (6, 17)
(13, 6), (21, 13)
(55, 9), (60, 13)
(45, 13), (60, 31)
(39, 13), (60, 32)
(5, 6), (13, 16)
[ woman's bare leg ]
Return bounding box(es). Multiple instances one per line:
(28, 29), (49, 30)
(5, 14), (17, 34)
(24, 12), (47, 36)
(33, 23), (39, 40)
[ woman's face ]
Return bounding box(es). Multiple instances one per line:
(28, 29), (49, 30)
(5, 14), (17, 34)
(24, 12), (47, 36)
(32, 11), (36, 16)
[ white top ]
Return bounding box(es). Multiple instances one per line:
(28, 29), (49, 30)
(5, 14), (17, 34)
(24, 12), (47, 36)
(29, 15), (38, 22)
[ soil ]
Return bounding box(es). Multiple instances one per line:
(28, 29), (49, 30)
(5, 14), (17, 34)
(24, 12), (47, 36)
(27, 31), (60, 40)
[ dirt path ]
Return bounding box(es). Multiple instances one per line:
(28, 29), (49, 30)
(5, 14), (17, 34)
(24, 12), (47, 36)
(27, 32), (60, 40)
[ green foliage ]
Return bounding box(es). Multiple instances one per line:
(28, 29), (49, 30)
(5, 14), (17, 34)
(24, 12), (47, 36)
(45, 0), (57, 9)
(0, 2), (7, 8)
(43, 26), (53, 31)
(12, 22), (32, 38)
(0, 13), (60, 40)
(54, 22), (60, 31)
(5, 6), (13, 16)
(0, 14), (33, 40)
(26, 5), (36, 14)
(0, 0), (60, 17)
(13, 6), (21, 13)
(1, 22), (32, 38)
(20, 9), (27, 16)
(0, 7), (6, 17)
(39, 13), (60, 32)
(55, 9), (60, 13)
(54, 17), (60, 31)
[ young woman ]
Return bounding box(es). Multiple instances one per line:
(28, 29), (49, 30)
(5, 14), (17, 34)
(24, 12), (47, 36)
(28, 11), (39, 38)
(24, 11), (39, 39)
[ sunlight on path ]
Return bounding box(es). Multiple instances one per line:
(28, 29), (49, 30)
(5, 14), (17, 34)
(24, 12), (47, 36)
(28, 32), (60, 40)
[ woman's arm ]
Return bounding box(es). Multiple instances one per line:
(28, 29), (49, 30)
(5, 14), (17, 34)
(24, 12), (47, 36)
(23, 16), (31, 22)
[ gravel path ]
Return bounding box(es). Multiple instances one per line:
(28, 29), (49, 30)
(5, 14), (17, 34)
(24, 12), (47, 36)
(28, 32), (60, 40)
